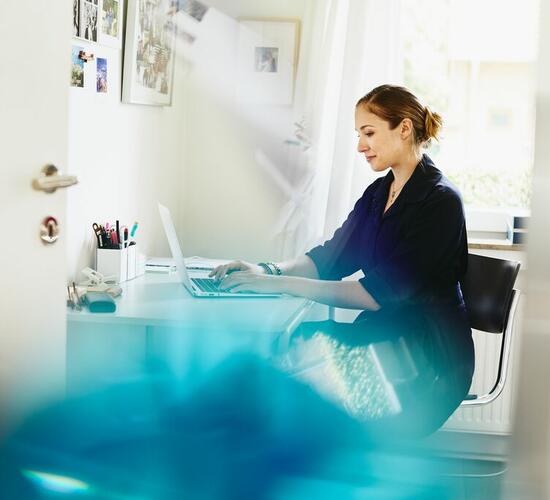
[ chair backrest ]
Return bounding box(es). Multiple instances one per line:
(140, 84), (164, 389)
(460, 253), (521, 333)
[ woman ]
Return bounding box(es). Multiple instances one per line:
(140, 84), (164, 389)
(210, 84), (474, 438)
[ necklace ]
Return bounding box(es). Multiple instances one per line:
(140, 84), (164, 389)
(389, 180), (406, 205)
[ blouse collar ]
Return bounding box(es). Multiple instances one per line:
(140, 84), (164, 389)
(372, 154), (443, 205)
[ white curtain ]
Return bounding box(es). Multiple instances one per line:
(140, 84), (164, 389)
(291, 0), (404, 254)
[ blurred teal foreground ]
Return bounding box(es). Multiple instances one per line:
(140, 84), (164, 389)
(0, 353), (457, 499)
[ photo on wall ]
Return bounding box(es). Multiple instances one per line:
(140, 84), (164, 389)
(70, 46), (85, 88)
(122, 0), (176, 106)
(80, 0), (99, 42)
(73, 0), (80, 37)
(255, 47), (278, 73)
(99, 0), (124, 48)
(97, 58), (108, 93)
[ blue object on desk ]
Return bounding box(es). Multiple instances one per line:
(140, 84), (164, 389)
(83, 291), (116, 313)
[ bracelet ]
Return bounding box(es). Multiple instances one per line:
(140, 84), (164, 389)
(267, 262), (282, 276)
(257, 262), (273, 275)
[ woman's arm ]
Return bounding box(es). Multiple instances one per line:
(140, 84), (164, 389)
(276, 255), (320, 279)
(282, 276), (380, 310)
(220, 272), (380, 311)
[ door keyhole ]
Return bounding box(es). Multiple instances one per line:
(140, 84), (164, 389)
(40, 216), (60, 244)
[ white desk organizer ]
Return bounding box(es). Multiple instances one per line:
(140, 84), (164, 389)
(96, 245), (144, 283)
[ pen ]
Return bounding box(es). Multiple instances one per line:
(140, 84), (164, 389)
(130, 222), (138, 238)
(116, 220), (120, 249)
(124, 227), (129, 248)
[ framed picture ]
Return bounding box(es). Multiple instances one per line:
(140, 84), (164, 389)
(99, 0), (124, 47)
(237, 18), (301, 106)
(79, 0), (99, 42)
(122, 0), (177, 106)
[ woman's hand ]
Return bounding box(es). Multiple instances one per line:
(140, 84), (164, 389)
(209, 260), (266, 282)
(219, 271), (287, 295)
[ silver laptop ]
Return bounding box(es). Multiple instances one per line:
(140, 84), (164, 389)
(158, 203), (280, 298)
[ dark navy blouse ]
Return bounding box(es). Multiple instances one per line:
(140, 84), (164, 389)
(304, 155), (474, 431)
(306, 154), (468, 310)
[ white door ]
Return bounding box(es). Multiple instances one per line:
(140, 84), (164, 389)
(505, 0), (550, 497)
(0, 1), (72, 434)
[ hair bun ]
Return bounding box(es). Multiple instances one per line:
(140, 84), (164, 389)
(423, 106), (443, 144)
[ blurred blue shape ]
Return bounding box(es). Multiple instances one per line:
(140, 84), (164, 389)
(0, 354), (454, 499)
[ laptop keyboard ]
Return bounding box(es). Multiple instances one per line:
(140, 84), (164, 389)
(191, 278), (229, 293)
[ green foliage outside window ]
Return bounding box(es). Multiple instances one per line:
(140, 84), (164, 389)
(446, 168), (532, 209)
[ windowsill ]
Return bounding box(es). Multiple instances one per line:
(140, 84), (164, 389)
(465, 208), (529, 252)
(468, 238), (525, 251)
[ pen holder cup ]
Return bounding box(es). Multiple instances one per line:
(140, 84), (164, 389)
(96, 245), (142, 283)
(96, 247), (128, 283)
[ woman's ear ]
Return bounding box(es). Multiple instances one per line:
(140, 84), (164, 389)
(400, 118), (414, 140)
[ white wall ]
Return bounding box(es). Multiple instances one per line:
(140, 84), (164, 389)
(65, 0), (314, 275)
(66, 41), (186, 280)
(176, 0), (311, 262)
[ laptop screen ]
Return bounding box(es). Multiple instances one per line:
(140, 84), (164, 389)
(158, 202), (194, 290)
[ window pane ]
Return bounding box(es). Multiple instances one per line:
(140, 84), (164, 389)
(399, 0), (539, 209)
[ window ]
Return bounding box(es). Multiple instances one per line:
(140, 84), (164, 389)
(399, 0), (539, 211)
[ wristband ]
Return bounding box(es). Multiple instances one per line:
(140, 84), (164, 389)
(257, 262), (273, 275)
(267, 262), (282, 276)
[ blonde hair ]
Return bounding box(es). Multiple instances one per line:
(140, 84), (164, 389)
(356, 84), (443, 148)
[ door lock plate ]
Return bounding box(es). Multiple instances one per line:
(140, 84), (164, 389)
(40, 216), (59, 244)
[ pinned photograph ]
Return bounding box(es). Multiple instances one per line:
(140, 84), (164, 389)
(177, 0), (209, 22)
(80, 0), (98, 42)
(102, 0), (119, 36)
(70, 46), (85, 88)
(255, 47), (278, 73)
(99, 0), (124, 47)
(73, 0), (80, 37)
(97, 57), (108, 93)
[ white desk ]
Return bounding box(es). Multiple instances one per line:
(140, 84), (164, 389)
(67, 273), (314, 394)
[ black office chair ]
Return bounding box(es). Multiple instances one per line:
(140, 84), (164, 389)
(459, 253), (521, 407)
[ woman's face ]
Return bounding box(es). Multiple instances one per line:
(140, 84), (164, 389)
(354, 106), (412, 172)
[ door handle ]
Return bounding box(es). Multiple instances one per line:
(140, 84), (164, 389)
(32, 164), (78, 193)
